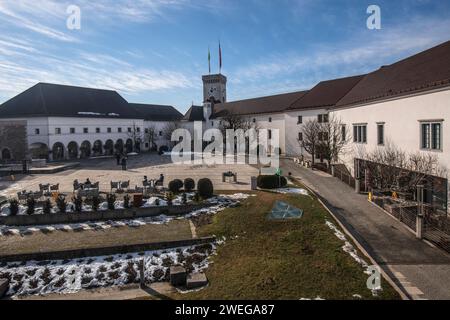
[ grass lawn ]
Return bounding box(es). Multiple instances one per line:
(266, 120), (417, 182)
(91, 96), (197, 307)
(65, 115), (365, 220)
(176, 190), (400, 300)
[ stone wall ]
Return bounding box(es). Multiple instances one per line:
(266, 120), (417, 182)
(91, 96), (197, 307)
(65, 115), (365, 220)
(0, 120), (27, 161)
(0, 203), (211, 226)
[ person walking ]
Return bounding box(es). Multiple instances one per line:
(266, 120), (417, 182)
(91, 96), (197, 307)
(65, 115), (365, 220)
(121, 157), (127, 171)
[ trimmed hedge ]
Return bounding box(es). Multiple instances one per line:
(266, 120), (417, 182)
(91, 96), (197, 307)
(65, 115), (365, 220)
(198, 178), (214, 199)
(257, 175), (287, 189)
(168, 179), (184, 193)
(184, 178), (195, 192)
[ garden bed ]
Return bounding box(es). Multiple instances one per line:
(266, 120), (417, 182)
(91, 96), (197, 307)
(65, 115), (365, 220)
(0, 242), (217, 297)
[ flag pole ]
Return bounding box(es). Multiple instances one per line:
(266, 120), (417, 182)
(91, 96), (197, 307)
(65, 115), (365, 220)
(219, 41), (222, 74)
(208, 46), (211, 75)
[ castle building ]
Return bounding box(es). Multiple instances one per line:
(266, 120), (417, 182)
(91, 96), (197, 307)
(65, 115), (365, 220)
(1, 40), (450, 198)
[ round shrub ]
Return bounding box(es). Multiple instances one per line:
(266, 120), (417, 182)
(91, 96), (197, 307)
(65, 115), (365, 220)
(197, 178), (214, 199)
(168, 179), (184, 193)
(184, 178), (195, 192)
(257, 175), (287, 189)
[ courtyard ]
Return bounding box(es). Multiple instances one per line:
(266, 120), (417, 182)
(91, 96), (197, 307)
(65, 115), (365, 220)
(0, 153), (405, 300)
(0, 153), (259, 199)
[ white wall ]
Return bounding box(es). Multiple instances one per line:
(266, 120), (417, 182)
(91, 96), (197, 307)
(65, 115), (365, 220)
(284, 109), (327, 157)
(331, 89), (450, 175)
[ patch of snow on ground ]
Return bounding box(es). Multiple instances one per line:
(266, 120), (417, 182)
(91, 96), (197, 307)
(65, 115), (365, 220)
(275, 188), (309, 196)
(325, 220), (370, 273)
(0, 243), (217, 297)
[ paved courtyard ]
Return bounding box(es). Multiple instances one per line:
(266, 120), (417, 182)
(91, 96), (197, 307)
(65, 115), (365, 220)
(0, 153), (259, 198)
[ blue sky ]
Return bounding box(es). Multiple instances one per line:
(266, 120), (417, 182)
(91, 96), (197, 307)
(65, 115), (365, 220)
(0, 0), (449, 113)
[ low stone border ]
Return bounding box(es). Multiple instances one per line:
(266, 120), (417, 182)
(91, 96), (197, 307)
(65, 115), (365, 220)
(0, 204), (211, 227)
(0, 236), (216, 263)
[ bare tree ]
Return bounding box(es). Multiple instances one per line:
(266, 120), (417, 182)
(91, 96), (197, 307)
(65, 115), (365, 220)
(144, 124), (157, 151)
(218, 113), (258, 137)
(217, 113), (260, 154)
(162, 121), (182, 147)
(127, 122), (142, 152)
(363, 141), (447, 192)
(299, 119), (321, 168)
(316, 115), (350, 169)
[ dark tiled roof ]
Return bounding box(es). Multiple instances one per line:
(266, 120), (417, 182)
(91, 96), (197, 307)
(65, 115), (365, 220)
(0, 83), (136, 119)
(183, 105), (205, 121)
(288, 75), (365, 110)
(211, 90), (308, 119)
(336, 40), (450, 107)
(130, 103), (183, 122)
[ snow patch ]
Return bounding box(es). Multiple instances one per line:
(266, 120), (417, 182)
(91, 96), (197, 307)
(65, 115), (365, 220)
(275, 188), (309, 196)
(325, 221), (370, 273)
(0, 243), (217, 297)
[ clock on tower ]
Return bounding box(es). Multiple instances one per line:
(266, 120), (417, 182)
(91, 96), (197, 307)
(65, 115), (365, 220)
(202, 74), (227, 104)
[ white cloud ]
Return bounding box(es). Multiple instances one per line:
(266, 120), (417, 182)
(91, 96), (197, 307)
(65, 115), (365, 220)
(0, 42), (196, 101)
(0, 1), (77, 42)
(230, 16), (450, 94)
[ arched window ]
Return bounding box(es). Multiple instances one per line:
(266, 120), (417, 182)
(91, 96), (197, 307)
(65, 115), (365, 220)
(1, 148), (12, 160)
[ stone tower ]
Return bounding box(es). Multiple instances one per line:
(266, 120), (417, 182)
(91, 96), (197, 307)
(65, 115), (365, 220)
(202, 74), (227, 104)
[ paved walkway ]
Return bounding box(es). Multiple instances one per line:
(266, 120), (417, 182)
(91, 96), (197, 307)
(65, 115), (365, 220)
(281, 159), (450, 300)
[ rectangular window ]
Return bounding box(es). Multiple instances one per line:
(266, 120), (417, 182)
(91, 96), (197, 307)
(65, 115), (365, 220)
(145, 128), (149, 134)
(83, 128), (88, 134)
(318, 114), (329, 123)
(107, 128), (112, 133)
(269, 117), (272, 123)
(298, 132), (303, 141)
(353, 124), (367, 144)
(70, 128), (75, 134)
(96, 128), (100, 133)
(55, 128), (61, 135)
(159, 131), (163, 137)
(128, 127), (132, 133)
(421, 122), (442, 150)
(341, 125), (346, 142)
(377, 124), (385, 145)
(297, 116), (303, 124)
(432, 123), (441, 150)
(35, 128), (40, 135)
(118, 128), (122, 133)
(137, 127), (141, 132)
(268, 130), (272, 140)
